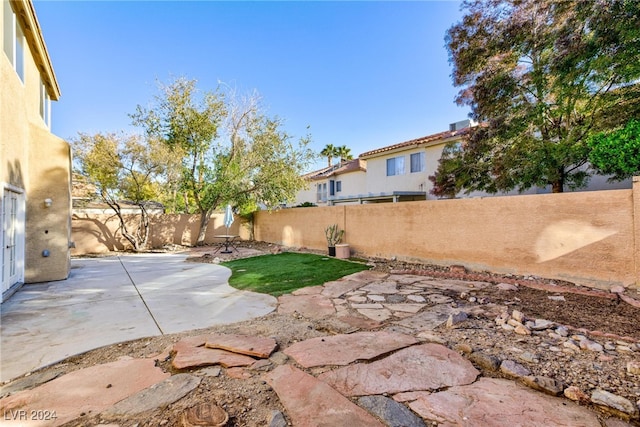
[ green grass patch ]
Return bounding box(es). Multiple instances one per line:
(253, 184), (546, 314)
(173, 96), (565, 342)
(222, 252), (369, 296)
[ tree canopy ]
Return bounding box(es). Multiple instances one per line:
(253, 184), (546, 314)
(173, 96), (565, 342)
(131, 77), (316, 244)
(588, 119), (640, 181)
(73, 132), (175, 250)
(431, 0), (640, 197)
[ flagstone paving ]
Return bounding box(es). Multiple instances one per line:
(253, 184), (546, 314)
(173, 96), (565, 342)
(1, 269), (637, 426)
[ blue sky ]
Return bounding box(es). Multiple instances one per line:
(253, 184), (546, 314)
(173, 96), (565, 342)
(34, 1), (468, 171)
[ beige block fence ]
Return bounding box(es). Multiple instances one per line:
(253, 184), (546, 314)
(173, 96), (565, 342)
(72, 177), (640, 291)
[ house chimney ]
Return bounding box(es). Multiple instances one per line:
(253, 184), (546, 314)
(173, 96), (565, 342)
(449, 119), (477, 131)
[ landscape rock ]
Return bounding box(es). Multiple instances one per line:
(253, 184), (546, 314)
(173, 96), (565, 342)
(0, 359), (169, 427)
(468, 352), (501, 371)
(265, 365), (385, 427)
(521, 376), (564, 396)
(500, 359), (531, 378)
(102, 374), (201, 418)
(591, 389), (639, 418)
(564, 385), (591, 404)
(358, 395), (426, 427)
(446, 311), (468, 328)
(318, 343), (479, 396)
(268, 410), (287, 427)
(627, 361), (640, 375)
(357, 308), (393, 322)
(408, 377), (601, 426)
(172, 337), (257, 370)
(283, 331), (417, 368)
(204, 334), (277, 358)
(277, 293), (335, 319)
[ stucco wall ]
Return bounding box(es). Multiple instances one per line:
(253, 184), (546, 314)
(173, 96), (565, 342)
(255, 185), (639, 291)
(25, 126), (71, 283)
(71, 212), (251, 255)
(2, 0), (71, 287)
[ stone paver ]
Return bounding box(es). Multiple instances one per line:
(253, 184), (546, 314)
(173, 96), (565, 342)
(204, 334), (277, 358)
(361, 280), (398, 294)
(393, 304), (456, 330)
(265, 365), (385, 427)
(319, 343), (479, 396)
(358, 395), (426, 427)
(172, 335), (257, 370)
(407, 377), (602, 426)
(102, 373), (201, 418)
(321, 280), (366, 298)
(277, 293), (335, 319)
(284, 331), (418, 368)
(0, 359), (169, 426)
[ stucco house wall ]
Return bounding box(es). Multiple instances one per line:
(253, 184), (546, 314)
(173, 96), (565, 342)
(1, 0), (70, 301)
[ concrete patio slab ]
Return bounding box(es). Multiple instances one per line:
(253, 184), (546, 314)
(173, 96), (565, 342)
(0, 254), (277, 382)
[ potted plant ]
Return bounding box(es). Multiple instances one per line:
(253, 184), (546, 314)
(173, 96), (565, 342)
(325, 224), (344, 256)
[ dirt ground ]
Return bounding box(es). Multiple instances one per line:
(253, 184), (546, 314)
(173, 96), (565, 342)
(6, 242), (640, 426)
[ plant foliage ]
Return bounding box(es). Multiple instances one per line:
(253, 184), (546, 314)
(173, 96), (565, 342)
(431, 0), (640, 197)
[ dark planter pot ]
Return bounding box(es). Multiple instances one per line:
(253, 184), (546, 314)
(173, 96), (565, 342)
(328, 246), (336, 257)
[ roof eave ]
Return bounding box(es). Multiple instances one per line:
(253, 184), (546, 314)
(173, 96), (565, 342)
(12, 0), (61, 100)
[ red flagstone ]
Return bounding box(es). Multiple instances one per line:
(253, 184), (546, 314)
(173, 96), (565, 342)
(264, 365), (385, 427)
(408, 377), (601, 426)
(277, 293), (335, 319)
(204, 334), (277, 358)
(284, 331), (418, 368)
(172, 336), (256, 370)
(321, 280), (367, 298)
(319, 343), (479, 396)
(335, 314), (382, 330)
(291, 285), (324, 295)
(0, 359), (169, 427)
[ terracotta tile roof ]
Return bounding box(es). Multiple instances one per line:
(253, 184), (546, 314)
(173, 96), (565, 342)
(358, 127), (472, 158)
(304, 159), (366, 181)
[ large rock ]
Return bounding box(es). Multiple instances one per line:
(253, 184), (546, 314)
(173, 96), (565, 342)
(204, 333), (277, 358)
(172, 335), (257, 370)
(358, 395), (426, 427)
(0, 359), (169, 426)
(265, 365), (385, 427)
(318, 343), (479, 396)
(284, 331), (418, 368)
(102, 373), (201, 418)
(277, 293), (335, 319)
(408, 377), (601, 426)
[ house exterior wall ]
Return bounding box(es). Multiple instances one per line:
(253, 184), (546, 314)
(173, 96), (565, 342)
(1, 0), (70, 294)
(330, 170), (367, 204)
(255, 184), (640, 291)
(364, 147), (430, 195)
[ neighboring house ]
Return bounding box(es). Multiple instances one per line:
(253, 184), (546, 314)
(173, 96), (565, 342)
(1, 0), (71, 302)
(292, 159), (367, 206)
(358, 120), (475, 202)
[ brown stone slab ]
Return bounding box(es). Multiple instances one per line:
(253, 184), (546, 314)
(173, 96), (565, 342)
(204, 334), (277, 358)
(284, 331), (418, 368)
(408, 377), (601, 426)
(172, 336), (256, 370)
(277, 293), (335, 319)
(0, 359), (169, 427)
(264, 365), (385, 427)
(335, 314), (382, 330)
(318, 343), (479, 396)
(321, 280), (367, 298)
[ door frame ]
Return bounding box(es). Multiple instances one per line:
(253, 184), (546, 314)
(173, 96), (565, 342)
(2, 184), (25, 302)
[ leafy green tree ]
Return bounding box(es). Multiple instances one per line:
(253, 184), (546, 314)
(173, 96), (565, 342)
(431, 0), (640, 197)
(320, 144), (337, 167)
(132, 77), (316, 245)
(73, 132), (173, 251)
(588, 119), (640, 181)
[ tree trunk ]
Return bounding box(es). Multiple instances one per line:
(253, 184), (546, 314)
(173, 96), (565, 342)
(196, 210), (213, 246)
(551, 169), (565, 193)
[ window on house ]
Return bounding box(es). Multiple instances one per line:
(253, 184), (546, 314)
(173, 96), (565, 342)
(386, 156), (405, 176)
(3, 2), (24, 83)
(40, 79), (51, 127)
(329, 180), (335, 197)
(336, 181), (342, 192)
(410, 152), (425, 173)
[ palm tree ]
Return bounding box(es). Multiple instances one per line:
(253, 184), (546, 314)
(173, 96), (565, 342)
(336, 145), (353, 163)
(320, 144), (337, 167)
